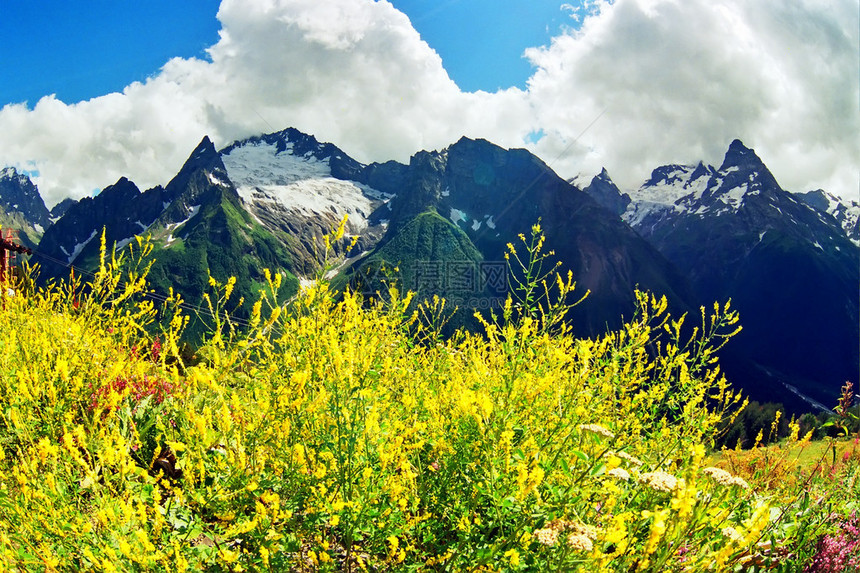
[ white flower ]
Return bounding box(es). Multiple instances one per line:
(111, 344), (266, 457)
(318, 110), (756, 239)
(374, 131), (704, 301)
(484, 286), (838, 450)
(639, 470), (679, 492)
(567, 533), (593, 552)
(578, 424), (615, 439)
(607, 467), (631, 481)
(534, 527), (559, 546)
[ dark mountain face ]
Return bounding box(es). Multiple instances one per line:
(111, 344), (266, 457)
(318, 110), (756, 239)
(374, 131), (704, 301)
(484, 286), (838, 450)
(36, 177), (145, 277)
(36, 136), (230, 278)
(618, 139), (859, 407)
(577, 168), (632, 217)
(49, 198), (77, 221)
(0, 167), (51, 228)
(343, 137), (695, 335)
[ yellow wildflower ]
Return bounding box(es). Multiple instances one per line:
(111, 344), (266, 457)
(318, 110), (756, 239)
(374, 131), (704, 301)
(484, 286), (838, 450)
(504, 548), (521, 567)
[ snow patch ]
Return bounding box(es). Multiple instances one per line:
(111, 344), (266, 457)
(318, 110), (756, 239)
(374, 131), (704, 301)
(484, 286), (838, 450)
(222, 140), (330, 188)
(114, 237), (133, 252)
(67, 229), (98, 263)
(449, 208), (467, 225)
(222, 139), (388, 232)
(240, 179), (380, 232)
(570, 173), (594, 189)
(720, 183), (748, 208)
(167, 204), (200, 229)
(207, 171), (230, 187)
(626, 164), (711, 223)
(622, 201), (675, 228)
(164, 204), (201, 246)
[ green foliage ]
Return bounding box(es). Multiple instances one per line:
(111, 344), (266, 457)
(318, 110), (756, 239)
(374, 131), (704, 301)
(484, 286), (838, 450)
(0, 224), (856, 572)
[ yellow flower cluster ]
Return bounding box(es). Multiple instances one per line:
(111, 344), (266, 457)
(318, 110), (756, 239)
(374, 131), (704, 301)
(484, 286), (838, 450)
(0, 228), (848, 572)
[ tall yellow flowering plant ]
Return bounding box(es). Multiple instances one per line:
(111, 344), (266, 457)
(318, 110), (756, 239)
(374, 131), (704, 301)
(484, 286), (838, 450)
(0, 221), (852, 571)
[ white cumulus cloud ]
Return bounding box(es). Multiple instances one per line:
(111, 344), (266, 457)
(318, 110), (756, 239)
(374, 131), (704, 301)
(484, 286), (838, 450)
(524, 0), (859, 198)
(0, 0), (856, 208)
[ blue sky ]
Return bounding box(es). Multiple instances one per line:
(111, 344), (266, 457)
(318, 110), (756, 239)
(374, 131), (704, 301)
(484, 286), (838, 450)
(0, 0), (576, 105)
(388, 0), (579, 92)
(0, 0), (856, 207)
(0, 1), (221, 106)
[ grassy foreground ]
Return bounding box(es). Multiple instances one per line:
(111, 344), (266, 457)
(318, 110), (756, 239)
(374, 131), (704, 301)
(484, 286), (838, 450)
(0, 227), (857, 572)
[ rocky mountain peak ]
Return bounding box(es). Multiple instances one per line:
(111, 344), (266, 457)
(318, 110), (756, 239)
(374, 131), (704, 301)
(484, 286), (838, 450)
(183, 136), (222, 172)
(643, 164), (692, 188)
(221, 127), (365, 182)
(387, 150), (448, 226)
(719, 139), (766, 172)
(688, 161), (714, 183)
(579, 167), (631, 216)
(0, 166), (51, 229)
(795, 189), (860, 245)
(49, 198), (76, 222)
(712, 140), (781, 201)
(162, 136), (234, 208)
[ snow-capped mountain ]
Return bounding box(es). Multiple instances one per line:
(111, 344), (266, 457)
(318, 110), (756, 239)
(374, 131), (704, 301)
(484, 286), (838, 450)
(571, 168), (631, 216)
(794, 189), (859, 246)
(0, 167), (52, 249)
(36, 137), (300, 342)
(580, 139), (859, 409)
(618, 140), (855, 299)
(220, 128), (393, 275)
(34, 128), (695, 340)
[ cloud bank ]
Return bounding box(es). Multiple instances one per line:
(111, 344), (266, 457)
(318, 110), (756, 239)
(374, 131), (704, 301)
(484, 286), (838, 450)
(0, 0), (856, 207)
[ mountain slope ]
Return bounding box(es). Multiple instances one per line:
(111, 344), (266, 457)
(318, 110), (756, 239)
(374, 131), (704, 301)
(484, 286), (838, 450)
(35, 137), (300, 334)
(29, 127), (856, 409)
(220, 128), (392, 276)
(794, 189), (859, 246)
(341, 137), (696, 336)
(574, 168), (631, 217)
(618, 140), (859, 406)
